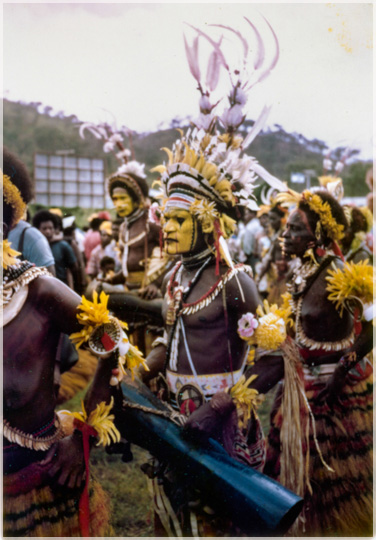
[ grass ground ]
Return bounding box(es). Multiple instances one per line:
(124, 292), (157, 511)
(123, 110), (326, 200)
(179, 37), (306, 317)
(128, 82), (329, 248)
(59, 383), (277, 536)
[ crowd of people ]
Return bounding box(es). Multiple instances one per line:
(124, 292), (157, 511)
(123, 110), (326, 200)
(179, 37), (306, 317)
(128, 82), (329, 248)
(2, 17), (374, 540)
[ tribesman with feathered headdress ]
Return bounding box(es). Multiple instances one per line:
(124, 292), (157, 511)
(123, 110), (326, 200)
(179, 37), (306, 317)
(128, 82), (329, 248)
(133, 15), (286, 536)
(79, 122), (175, 356)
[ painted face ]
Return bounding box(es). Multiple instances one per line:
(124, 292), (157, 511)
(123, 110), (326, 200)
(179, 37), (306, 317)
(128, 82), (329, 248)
(111, 187), (137, 217)
(282, 210), (316, 259)
(162, 208), (197, 255)
(39, 220), (55, 242)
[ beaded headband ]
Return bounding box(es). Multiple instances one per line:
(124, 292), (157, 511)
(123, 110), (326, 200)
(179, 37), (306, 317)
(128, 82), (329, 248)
(152, 17), (286, 239)
(107, 172), (146, 205)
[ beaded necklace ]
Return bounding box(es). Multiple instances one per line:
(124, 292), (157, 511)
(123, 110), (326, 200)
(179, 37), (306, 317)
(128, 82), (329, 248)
(287, 252), (354, 351)
(2, 260), (50, 307)
(3, 414), (64, 452)
(164, 254), (213, 372)
(165, 255), (213, 326)
(287, 252), (334, 299)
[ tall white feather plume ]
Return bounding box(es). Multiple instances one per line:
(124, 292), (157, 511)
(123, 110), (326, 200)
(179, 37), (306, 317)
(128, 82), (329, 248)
(250, 162), (288, 193)
(241, 104), (272, 150)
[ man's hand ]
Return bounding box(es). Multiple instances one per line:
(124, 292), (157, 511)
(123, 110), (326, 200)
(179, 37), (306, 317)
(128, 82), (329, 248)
(184, 392), (236, 441)
(40, 432), (85, 489)
(316, 366), (347, 410)
(138, 283), (159, 300)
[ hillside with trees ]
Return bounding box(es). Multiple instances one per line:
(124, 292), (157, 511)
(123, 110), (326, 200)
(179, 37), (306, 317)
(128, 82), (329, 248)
(3, 98), (371, 200)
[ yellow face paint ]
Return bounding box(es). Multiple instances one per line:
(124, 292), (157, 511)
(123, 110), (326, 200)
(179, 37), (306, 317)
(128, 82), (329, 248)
(162, 208), (197, 255)
(111, 187), (137, 217)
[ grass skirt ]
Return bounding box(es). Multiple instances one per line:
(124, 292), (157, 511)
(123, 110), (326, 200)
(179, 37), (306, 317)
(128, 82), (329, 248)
(265, 370), (373, 536)
(3, 458), (113, 537)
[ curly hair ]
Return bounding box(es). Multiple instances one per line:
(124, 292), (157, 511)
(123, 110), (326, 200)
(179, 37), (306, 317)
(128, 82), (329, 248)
(346, 206), (368, 234)
(299, 190), (348, 247)
(3, 147), (35, 204)
(32, 210), (59, 230)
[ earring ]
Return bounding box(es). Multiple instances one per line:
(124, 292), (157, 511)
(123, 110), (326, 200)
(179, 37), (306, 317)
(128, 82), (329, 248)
(303, 242), (319, 265)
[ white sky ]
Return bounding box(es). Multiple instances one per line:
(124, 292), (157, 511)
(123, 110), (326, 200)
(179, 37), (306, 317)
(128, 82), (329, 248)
(2, 2), (374, 159)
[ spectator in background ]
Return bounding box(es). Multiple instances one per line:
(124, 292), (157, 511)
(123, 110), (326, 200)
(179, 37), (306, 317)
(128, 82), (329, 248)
(83, 211), (111, 265)
(240, 208), (263, 273)
(111, 217), (123, 244)
(62, 215), (87, 295)
(254, 211), (271, 261)
(86, 221), (120, 280)
(33, 210), (78, 288)
(98, 255), (116, 280)
(341, 205), (373, 264)
(255, 203), (288, 303)
(4, 147), (56, 275)
(227, 224), (246, 263)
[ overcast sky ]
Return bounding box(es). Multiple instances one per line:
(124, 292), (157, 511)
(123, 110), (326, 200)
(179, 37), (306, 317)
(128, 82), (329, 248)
(3, 2), (374, 160)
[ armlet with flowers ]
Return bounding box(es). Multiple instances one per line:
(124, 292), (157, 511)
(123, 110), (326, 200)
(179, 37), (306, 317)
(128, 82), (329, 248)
(69, 290), (149, 385)
(227, 296), (293, 430)
(325, 259), (374, 320)
(237, 294), (294, 352)
(326, 260), (375, 371)
(62, 396), (120, 447)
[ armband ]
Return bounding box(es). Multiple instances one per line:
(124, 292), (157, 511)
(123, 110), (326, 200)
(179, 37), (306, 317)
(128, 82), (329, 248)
(69, 290), (149, 384)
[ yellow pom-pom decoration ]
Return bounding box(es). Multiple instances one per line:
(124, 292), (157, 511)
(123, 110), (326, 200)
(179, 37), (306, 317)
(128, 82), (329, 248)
(1, 239), (21, 269)
(63, 397), (121, 447)
(326, 260), (375, 317)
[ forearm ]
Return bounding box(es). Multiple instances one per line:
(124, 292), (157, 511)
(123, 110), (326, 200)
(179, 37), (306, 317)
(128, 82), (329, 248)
(106, 270), (126, 285)
(335, 320), (373, 376)
(139, 344), (166, 383)
(84, 353), (119, 414)
(243, 353), (284, 394)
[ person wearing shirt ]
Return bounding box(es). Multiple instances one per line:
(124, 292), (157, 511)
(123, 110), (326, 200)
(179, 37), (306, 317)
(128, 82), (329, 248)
(8, 219), (56, 275)
(86, 221), (120, 279)
(32, 210), (78, 287)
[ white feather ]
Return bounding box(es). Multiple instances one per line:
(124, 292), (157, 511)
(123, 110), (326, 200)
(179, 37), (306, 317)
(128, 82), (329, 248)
(242, 104), (271, 150)
(249, 162), (288, 192)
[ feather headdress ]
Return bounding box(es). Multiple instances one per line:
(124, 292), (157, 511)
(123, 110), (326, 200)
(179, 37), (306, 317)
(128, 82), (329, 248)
(317, 147), (352, 202)
(153, 16), (287, 227)
(79, 120), (148, 205)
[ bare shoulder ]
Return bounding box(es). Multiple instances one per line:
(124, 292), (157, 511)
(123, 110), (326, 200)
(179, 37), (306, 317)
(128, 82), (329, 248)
(313, 256), (344, 289)
(223, 264), (261, 313)
(28, 274), (81, 316)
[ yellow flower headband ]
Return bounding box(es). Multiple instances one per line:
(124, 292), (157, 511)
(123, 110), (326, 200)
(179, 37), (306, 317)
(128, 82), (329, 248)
(276, 189), (345, 242)
(302, 191), (345, 241)
(2, 173), (27, 230)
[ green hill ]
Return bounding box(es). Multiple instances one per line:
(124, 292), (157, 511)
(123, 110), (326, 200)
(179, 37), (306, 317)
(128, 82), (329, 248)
(3, 98), (371, 202)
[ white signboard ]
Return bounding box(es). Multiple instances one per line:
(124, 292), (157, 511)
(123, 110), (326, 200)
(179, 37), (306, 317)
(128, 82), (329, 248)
(34, 153), (106, 208)
(290, 173), (305, 184)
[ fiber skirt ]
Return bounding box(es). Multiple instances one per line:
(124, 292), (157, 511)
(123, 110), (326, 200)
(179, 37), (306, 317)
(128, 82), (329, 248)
(265, 370), (373, 537)
(3, 459), (113, 537)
